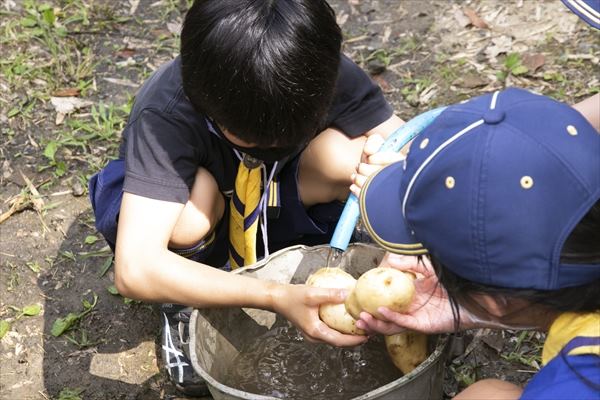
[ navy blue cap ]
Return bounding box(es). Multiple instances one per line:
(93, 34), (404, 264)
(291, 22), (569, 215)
(562, 0), (600, 29)
(360, 88), (600, 290)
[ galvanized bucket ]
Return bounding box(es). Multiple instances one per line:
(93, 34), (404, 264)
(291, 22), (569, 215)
(189, 243), (449, 399)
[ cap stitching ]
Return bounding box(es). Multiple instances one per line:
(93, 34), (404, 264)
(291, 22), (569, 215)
(402, 119), (485, 217)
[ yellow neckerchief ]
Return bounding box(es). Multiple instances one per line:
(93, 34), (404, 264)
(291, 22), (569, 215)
(542, 311), (600, 365)
(229, 161), (261, 269)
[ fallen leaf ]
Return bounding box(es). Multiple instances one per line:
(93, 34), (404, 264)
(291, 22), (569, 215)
(522, 53), (545, 73)
(453, 73), (488, 89)
(115, 47), (136, 58)
(50, 96), (93, 125)
(485, 35), (513, 60)
(372, 74), (391, 92)
(0, 320), (10, 339)
(463, 7), (489, 29)
(453, 8), (471, 28)
(52, 88), (80, 97)
(21, 304), (42, 316)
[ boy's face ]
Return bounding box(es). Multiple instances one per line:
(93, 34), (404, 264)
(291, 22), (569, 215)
(219, 125), (305, 163)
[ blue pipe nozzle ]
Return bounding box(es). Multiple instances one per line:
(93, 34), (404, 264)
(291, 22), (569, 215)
(329, 106), (447, 252)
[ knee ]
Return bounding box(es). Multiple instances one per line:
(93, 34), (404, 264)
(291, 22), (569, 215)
(169, 168), (225, 248)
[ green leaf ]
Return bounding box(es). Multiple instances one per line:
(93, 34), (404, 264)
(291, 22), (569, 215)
(82, 293), (98, 311)
(51, 313), (79, 336)
(55, 26), (68, 37)
(7, 107), (21, 118)
(512, 65), (529, 76)
(0, 320), (10, 339)
(84, 235), (98, 245)
(22, 304), (42, 316)
(42, 8), (55, 26)
(43, 141), (58, 161)
(56, 387), (83, 400)
(20, 17), (38, 27)
(505, 53), (520, 70)
(30, 27), (45, 36)
(107, 285), (119, 295)
(38, 3), (52, 12)
(98, 255), (113, 277)
(55, 161), (67, 177)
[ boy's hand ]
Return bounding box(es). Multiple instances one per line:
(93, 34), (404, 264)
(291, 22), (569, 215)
(355, 253), (470, 335)
(271, 284), (368, 347)
(350, 134), (405, 197)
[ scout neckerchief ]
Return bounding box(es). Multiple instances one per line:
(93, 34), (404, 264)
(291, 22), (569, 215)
(542, 311), (600, 365)
(228, 153), (279, 269)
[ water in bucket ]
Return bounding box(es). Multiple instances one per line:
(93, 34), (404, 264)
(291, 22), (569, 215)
(221, 325), (402, 399)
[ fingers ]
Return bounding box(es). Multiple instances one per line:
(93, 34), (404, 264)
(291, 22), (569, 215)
(376, 307), (423, 331)
(305, 287), (347, 305)
(362, 134), (385, 156)
(367, 151), (404, 166)
(304, 321), (368, 347)
(356, 311), (406, 335)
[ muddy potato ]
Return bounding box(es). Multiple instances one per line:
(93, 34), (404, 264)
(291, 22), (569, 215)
(352, 267), (415, 319)
(305, 268), (365, 335)
(384, 332), (428, 375)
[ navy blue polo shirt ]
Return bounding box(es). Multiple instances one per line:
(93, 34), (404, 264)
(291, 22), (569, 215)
(118, 55), (394, 204)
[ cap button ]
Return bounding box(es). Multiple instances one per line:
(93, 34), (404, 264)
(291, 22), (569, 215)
(483, 109), (505, 125)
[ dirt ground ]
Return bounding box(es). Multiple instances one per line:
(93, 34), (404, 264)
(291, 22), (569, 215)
(1, 1), (598, 399)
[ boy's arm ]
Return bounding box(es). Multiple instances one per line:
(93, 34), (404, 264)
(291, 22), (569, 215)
(114, 192), (366, 347)
(573, 93), (600, 132)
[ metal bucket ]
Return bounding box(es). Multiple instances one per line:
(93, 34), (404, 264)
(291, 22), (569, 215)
(189, 243), (449, 399)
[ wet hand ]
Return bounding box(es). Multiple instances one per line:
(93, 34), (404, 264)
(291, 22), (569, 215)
(272, 284), (368, 347)
(355, 253), (463, 335)
(350, 134), (404, 197)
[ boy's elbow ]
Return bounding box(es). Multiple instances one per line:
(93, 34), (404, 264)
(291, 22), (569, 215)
(114, 252), (149, 300)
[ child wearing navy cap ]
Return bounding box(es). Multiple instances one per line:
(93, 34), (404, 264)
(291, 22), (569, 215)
(357, 88), (599, 399)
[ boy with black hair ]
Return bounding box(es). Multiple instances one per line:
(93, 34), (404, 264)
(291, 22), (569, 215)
(89, 0), (402, 395)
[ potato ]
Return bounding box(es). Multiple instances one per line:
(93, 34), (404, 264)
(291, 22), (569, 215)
(344, 289), (362, 320)
(384, 332), (428, 375)
(305, 268), (365, 335)
(352, 267), (415, 319)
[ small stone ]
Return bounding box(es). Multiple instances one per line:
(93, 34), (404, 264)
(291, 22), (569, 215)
(367, 59), (386, 75)
(72, 181), (85, 197)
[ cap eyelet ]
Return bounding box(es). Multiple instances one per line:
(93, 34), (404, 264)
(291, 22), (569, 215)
(419, 138), (429, 149)
(520, 176), (534, 189)
(445, 176), (455, 189)
(567, 125), (578, 136)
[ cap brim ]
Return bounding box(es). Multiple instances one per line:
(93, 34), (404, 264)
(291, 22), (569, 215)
(359, 162), (427, 255)
(561, 0), (600, 30)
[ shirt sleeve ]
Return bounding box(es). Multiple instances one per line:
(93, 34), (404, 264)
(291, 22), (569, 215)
(325, 54), (394, 137)
(520, 353), (600, 400)
(123, 108), (204, 204)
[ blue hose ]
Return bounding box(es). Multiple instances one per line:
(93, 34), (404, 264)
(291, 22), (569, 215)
(329, 106), (447, 251)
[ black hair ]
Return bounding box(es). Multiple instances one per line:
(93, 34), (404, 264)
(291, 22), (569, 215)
(428, 200), (600, 328)
(180, 0), (342, 148)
